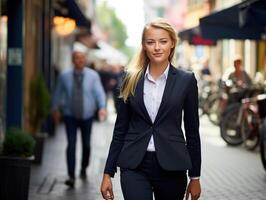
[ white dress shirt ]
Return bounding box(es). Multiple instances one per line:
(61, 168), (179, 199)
(144, 64), (169, 152)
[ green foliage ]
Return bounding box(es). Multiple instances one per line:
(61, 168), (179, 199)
(121, 45), (135, 60)
(96, 2), (128, 50)
(28, 74), (51, 134)
(2, 128), (35, 157)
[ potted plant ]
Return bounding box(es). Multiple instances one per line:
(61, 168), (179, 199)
(0, 128), (35, 200)
(28, 74), (51, 164)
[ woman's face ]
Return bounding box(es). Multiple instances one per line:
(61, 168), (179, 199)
(143, 27), (174, 65)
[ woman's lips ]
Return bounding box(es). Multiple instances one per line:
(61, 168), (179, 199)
(153, 53), (163, 57)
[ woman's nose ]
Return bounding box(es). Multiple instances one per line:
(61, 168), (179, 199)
(155, 42), (160, 50)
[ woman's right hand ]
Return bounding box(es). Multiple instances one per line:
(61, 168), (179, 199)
(100, 174), (114, 199)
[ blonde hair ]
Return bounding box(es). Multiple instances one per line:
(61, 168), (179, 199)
(121, 18), (177, 102)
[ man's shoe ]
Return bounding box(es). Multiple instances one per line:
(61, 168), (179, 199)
(80, 170), (87, 179)
(64, 178), (75, 187)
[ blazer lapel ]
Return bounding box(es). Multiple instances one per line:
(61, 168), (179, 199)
(134, 72), (153, 124)
(154, 65), (177, 124)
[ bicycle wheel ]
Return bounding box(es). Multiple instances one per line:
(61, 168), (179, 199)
(198, 96), (205, 117)
(207, 94), (221, 126)
(259, 118), (266, 170)
(199, 96), (211, 117)
(241, 108), (259, 151)
(220, 103), (243, 145)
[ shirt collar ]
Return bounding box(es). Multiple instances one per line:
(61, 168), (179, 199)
(74, 69), (84, 76)
(145, 63), (170, 80)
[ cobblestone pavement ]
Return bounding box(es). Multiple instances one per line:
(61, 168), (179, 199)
(29, 112), (266, 200)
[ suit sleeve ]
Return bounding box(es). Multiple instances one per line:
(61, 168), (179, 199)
(183, 73), (201, 177)
(104, 97), (130, 177)
(92, 73), (106, 109)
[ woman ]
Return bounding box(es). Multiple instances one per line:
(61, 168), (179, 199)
(101, 18), (201, 200)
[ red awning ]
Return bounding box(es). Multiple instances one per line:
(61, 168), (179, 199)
(178, 26), (217, 46)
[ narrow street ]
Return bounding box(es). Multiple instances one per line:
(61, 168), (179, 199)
(1, 1), (266, 200)
(29, 105), (266, 200)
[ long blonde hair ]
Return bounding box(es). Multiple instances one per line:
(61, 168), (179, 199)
(121, 18), (177, 102)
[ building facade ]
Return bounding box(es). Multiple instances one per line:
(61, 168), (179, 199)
(0, 0), (7, 141)
(214, 0), (257, 79)
(0, 0), (95, 140)
(181, 0), (261, 80)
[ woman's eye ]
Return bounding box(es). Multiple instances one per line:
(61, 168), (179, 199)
(160, 40), (167, 44)
(146, 41), (154, 45)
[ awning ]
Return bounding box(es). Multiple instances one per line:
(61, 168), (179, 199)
(239, 0), (266, 28)
(75, 33), (99, 49)
(54, 0), (91, 31)
(92, 40), (128, 65)
(1, 0), (7, 15)
(178, 26), (217, 46)
(199, 0), (266, 40)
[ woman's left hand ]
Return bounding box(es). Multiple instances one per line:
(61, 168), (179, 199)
(185, 179), (201, 200)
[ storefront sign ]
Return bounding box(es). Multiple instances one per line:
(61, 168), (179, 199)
(8, 48), (22, 66)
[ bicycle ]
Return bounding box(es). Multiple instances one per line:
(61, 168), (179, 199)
(206, 79), (233, 126)
(258, 94), (266, 171)
(220, 87), (263, 149)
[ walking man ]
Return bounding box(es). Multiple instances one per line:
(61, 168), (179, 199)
(52, 51), (106, 187)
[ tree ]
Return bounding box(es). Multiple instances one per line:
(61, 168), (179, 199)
(96, 2), (133, 57)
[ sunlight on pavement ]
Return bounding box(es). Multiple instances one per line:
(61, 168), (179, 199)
(200, 115), (227, 147)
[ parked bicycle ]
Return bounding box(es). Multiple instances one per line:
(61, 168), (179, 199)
(207, 79), (251, 126)
(198, 80), (214, 117)
(258, 94), (266, 171)
(220, 89), (265, 150)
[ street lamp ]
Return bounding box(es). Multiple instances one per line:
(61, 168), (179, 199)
(53, 16), (76, 36)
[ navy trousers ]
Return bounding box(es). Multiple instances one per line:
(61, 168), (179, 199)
(64, 116), (93, 178)
(120, 152), (187, 200)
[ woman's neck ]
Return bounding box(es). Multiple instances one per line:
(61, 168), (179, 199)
(149, 62), (169, 80)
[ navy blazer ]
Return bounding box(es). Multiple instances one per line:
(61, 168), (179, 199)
(104, 65), (201, 177)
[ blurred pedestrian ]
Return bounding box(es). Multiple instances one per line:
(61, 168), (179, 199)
(110, 64), (125, 113)
(200, 58), (212, 82)
(228, 56), (252, 87)
(101, 18), (201, 200)
(98, 63), (113, 94)
(52, 51), (107, 187)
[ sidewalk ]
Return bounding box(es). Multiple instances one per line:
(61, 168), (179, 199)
(199, 115), (266, 200)
(29, 117), (123, 200)
(29, 110), (266, 200)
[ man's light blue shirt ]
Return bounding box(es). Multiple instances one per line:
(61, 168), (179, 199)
(52, 67), (106, 119)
